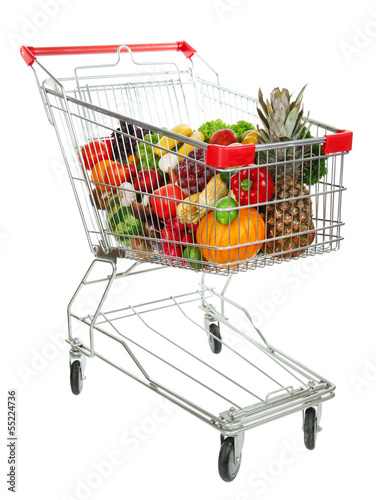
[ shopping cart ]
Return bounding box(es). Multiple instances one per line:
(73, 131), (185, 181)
(21, 42), (352, 481)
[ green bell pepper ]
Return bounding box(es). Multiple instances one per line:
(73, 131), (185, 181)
(183, 246), (204, 271)
(215, 197), (238, 225)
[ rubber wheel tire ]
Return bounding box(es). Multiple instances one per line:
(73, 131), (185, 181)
(218, 437), (241, 482)
(304, 407), (317, 450)
(70, 360), (83, 396)
(209, 324), (222, 354)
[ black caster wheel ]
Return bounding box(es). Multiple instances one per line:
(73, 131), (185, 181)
(70, 360), (83, 395)
(218, 437), (241, 482)
(304, 407), (317, 450)
(209, 323), (222, 354)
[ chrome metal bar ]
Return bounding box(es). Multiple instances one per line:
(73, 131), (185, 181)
(198, 288), (310, 388)
(101, 315), (242, 409)
(100, 313), (152, 381)
(171, 297), (286, 394)
(86, 290), (212, 324)
(67, 337), (335, 436)
(84, 261), (139, 285)
(130, 306), (266, 403)
(230, 384), (329, 420)
(222, 392), (335, 434)
(220, 274), (233, 317)
(88, 259), (117, 356)
(199, 285), (268, 345)
(71, 341), (222, 428)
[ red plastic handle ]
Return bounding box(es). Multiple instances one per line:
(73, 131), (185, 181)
(323, 129), (353, 154)
(20, 41), (196, 66)
(206, 144), (256, 169)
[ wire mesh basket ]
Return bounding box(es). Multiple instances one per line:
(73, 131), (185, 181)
(21, 42), (352, 276)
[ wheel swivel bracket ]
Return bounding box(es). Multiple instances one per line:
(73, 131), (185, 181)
(69, 338), (87, 377)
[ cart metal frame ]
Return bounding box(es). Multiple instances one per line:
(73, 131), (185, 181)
(22, 42), (349, 481)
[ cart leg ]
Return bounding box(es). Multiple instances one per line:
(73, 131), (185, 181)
(67, 257), (117, 357)
(220, 274), (233, 318)
(218, 432), (244, 482)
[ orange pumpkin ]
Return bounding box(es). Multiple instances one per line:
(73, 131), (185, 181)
(196, 207), (265, 266)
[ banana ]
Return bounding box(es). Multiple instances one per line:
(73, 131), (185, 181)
(154, 123), (192, 157)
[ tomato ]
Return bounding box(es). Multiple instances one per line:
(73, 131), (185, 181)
(104, 161), (133, 187)
(80, 140), (112, 170)
(151, 184), (185, 220)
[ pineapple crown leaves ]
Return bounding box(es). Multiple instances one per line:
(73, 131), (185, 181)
(257, 84), (311, 144)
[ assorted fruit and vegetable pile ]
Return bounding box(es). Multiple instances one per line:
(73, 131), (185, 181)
(79, 84), (325, 269)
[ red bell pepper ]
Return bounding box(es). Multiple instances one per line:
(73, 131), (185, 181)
(231, 167), (274, 206)
(151, 184), (185, 220)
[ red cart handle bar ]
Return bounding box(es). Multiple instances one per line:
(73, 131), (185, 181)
(20, 41), (196, 66)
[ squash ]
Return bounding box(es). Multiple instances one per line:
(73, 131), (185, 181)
(196, 207), (265, 266)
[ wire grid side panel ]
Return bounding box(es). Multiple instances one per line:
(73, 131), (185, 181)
(47, 91), (209, 263)
(304, 120), (345, 255)
(194, 79), (259, 126)
(252, 141), (345, 263)
(48, 93), (108, 251)
(64, 76), (197, 143)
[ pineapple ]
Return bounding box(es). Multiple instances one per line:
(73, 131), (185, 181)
(263, 177), (315, 258)
(257, 86), (315, 259)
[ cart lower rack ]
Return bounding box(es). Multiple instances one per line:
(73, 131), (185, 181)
(67, 256), (334, 481)
(21, 42), (348, 482)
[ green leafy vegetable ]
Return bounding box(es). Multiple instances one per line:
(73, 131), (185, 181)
(229, 120), (255, 142)
(198, 119), (256, 143)
(136, 133), (160, 171)
(301, 127), (328, 185)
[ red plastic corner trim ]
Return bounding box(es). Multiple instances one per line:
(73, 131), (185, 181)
(323, 129), (353, 155)
(177, 41), (196, 58)
(206, 144), (256, 169)
(20, 46), (36, 66)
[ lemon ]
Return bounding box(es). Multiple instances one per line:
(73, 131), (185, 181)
(241, 130), (260, 145)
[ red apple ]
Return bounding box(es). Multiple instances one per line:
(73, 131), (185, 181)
(209, 129), (238, 146)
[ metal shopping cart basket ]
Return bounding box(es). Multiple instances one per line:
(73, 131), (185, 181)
(21, 42), (353, 481)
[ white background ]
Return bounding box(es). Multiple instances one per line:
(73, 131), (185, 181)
(1, 1), (375, 499)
